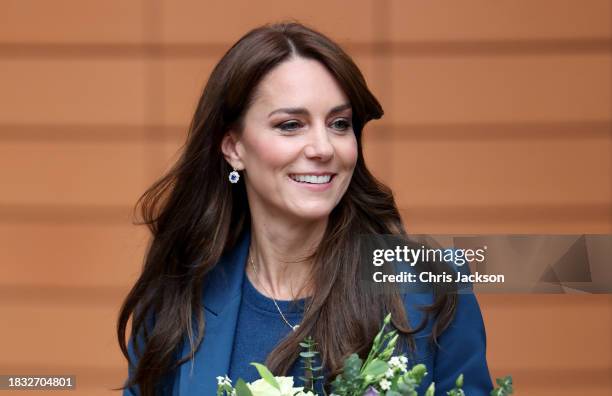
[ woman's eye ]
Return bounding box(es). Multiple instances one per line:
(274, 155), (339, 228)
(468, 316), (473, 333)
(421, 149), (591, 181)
(331, 118), (352, 131)
(277, 120), (302, 131)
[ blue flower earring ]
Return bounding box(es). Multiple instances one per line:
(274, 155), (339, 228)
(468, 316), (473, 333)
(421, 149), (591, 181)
(229, 168), (240, 184)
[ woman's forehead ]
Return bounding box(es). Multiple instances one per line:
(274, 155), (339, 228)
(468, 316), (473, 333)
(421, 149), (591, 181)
(250, 57), (349, 113)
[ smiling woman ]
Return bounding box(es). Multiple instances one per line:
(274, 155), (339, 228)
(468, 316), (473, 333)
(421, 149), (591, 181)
(221, 57), (357, 222)
(116, 21), (493, 396)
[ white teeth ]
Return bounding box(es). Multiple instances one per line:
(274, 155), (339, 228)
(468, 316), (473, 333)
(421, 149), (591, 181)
(290, 174), (332, 184)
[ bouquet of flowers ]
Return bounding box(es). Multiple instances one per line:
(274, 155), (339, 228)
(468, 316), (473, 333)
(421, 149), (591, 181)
(216, 313), (513, 396)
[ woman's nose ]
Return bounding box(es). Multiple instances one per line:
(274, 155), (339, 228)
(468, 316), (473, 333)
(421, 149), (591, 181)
(303, 123), (334, 161)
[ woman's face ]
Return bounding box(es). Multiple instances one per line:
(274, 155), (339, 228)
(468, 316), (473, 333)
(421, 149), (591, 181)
(223, 56), (358, 222)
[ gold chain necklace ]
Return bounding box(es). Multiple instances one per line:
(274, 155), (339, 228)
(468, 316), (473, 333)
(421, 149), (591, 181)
(248, 250), (306, 332)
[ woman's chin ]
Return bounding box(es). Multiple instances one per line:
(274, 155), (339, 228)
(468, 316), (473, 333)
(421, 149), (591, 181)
(287, 204), (334, 222)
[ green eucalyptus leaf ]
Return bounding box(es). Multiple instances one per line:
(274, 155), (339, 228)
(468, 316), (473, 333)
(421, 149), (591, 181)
(250, 362), (280, 390)
(234, 379), (254, 396)
(343, 354), (362, 378)
(490, 375), (513, 396)
(362, 358), (389, 377)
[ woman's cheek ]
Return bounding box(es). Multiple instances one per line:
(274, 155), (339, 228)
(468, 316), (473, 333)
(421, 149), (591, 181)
(247, 135), (287, 167)
(339, 136), (358, 169)
(263, 138), (303, 167)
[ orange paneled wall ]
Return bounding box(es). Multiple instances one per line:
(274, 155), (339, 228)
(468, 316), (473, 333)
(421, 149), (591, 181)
(1, 1), (611, 395)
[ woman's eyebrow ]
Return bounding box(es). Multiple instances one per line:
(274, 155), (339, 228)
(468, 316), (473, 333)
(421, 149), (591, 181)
(268, 102), (352, 118)
(329, 103), (352, 115)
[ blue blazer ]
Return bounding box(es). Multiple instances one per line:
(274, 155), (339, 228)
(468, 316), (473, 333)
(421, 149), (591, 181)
(124, 228), (494, 395)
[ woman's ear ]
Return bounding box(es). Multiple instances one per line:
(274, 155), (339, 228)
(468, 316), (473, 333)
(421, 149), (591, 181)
(221, 131), (245, 170)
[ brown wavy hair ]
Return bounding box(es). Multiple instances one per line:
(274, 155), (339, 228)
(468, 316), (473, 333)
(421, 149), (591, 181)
(116, 20), (457, 395)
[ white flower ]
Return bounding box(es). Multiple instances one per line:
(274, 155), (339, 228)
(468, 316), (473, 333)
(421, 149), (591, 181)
(385, 368), (395, 378)
(389, 356), (408, 373)
(379, 378), (391, 391)
(247, 376), (304, 396)
(216, 375), (232, 386)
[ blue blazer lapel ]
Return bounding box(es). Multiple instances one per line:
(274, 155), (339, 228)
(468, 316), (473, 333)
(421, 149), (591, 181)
(177, 229), (251, 395)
